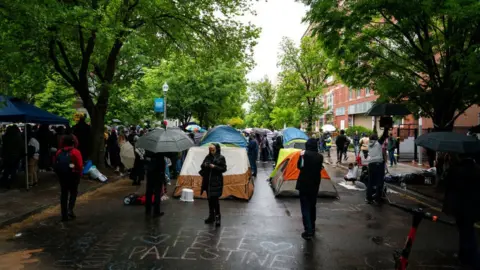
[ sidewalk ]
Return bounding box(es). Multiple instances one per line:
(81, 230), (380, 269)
(0, 170), (122, 228)
(325, 146), (444, 205)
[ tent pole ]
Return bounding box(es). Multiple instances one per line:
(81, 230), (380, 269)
(25, 123), (29, 191)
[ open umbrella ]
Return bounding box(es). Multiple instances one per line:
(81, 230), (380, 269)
(112, 119), (122, 123)
(415, 132), (480, 154)
(135, 128), (194, 153)
(252, 128), (271, 135)
(186, 124), (201, 131)
(322, 124), (336, 132)
(366, 103), (411, 116)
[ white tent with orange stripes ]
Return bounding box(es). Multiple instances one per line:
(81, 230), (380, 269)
(174, 146), (254, 200)
(270, 150), (338, 198)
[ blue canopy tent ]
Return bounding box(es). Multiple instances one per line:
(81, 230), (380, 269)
(0, 96), (69, 190)
(0, 96), (69, 124)
(200, 125), (248, 148)
(282, 127), (309, 145)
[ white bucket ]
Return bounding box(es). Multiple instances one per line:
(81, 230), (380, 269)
(180, 188), (194, 202)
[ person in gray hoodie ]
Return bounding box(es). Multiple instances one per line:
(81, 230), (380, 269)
(366, 124), (390, 204)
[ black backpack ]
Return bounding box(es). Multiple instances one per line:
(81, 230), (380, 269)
(55, 149), (73, 174)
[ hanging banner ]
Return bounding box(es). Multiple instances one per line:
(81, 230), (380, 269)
(154, 98), (164, 113)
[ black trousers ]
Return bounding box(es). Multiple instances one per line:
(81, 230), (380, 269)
(59, 173), (80, 218)
(145, 175), (163, 214)
(337, 147), (343, 162)
(1, 159), (19, 187)
(208, 196), (220, 216)
(299, 191), (317, 234)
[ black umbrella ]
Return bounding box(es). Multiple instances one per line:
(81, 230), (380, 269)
(415, 132), (480, 154)
(366, 103), (411, 116)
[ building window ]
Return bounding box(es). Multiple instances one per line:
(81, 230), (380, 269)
(348, 115), (354, 127)
(365, 87), (371, 96)
(356, 89), (361, 98)
(349, 88), (353, 100)
(335, 107), (346, 116)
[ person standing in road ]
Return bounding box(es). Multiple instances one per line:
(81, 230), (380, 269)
(387, 133), (397, 167)
(443, 153), (480, 269)
(335, 130), (348, 164)
(26, 125), (40, 187)
(366, 126), (390, 204)
(353, 131), (360, 157)
(325, 133), (332, 158)
(144, 151), (166, 218)
(200, 143), (227, 227)
(296, 138), (324, 240)
(273, 136), (283, 165)
(54, 135), (83, 222)
(248, 135), (259, 177)
(359, 133), (369, 159)
(260, 135), (268, 162)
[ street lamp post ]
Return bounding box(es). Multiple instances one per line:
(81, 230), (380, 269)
(163, 82), (169, 122)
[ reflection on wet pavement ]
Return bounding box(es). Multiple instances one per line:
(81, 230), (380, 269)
(0, 162), (462, 269)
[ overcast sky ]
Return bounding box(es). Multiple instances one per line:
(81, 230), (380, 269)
(240, 0), (308, 85)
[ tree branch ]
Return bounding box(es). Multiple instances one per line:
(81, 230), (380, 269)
(78, 25), (85, 56)
(49, 40), (75, 87)
(56, 41), (79, 83)
(79, 31), (96, 80)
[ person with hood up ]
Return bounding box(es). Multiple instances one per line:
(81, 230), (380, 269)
(296, 138), (324, 240)
(200, 143), (227, 227)
(247, 135), (259, 177)
(335, 130), (348, 164)
(366, 125), (390, 204)
(144, 151), (166, 218)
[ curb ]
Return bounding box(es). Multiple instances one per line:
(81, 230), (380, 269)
(326, 161), (443, 209)
(0, 177), (122, 229)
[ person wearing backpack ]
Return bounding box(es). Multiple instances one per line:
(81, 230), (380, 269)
(54, 135), (83, 222)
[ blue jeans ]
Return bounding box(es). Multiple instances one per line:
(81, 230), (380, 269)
(354, 145), (360, 156)
(367, 162), (385, 201)
(388, 150), (396, 166)
(249, 156), (257, 176)
(299, 192), (317, 234)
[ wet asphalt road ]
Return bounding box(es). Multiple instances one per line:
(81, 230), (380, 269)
(0, 162), (463, 269)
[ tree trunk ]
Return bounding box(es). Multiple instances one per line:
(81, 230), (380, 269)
(89, 104), (107, 169)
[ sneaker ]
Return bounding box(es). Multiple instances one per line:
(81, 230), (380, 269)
(68, 211), (76, 219)
(301, 232), (313, 240)
(152, 212), (165, 218)
(365, 198), (373, 204)
(204, 216), (215, 224)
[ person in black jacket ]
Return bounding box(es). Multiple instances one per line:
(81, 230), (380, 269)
(443, 154), (480, 268)
(296, 138), (324, 240)
(144, 152), (166, 218)
(335, 130), (348, 164)
(200, 143), (227, 227)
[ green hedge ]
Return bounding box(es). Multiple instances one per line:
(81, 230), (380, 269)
(345, 126), (373, 137)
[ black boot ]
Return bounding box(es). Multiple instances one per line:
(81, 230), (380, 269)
(204, 214), (215, 224)
(215, 215), (221, 227)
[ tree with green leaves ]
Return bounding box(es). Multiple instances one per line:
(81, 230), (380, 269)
(270, 107), (300, 130)
(2, 0), (258, 165)
(303, 0), (480, 131)
(139, 54), (249, 128)
(277, 36), (329, 132)
(35, 75), (77, 123)
(247, 77), (277, 129)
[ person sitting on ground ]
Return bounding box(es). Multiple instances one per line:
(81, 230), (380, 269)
(344, 163), (359, 184)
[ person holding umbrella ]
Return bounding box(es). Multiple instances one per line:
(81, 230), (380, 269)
(416, 131), (480, 268)
(144, 151), (166, 218)
(200, 143), (227, 227)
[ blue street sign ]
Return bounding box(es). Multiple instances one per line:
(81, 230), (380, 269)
(154, 98), (164, 113)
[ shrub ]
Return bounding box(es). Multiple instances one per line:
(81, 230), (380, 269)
(345, 126), (373, 137)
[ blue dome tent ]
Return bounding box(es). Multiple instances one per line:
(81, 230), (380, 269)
(200, 125), (247, 148)
(282, 127), (309, 145)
